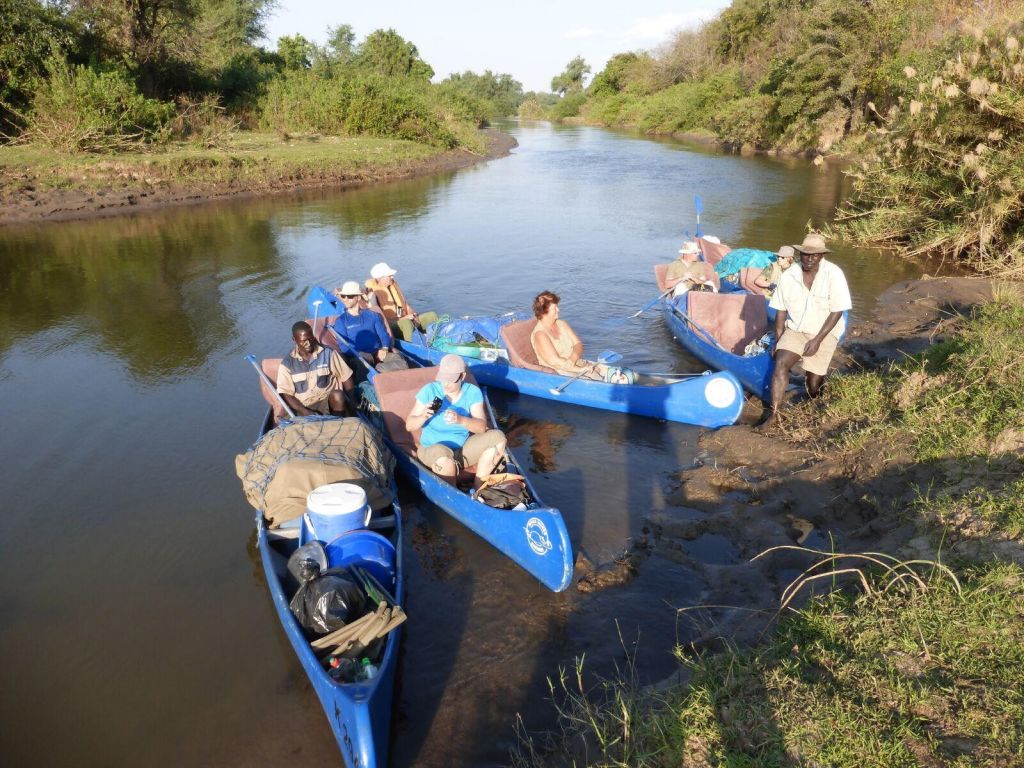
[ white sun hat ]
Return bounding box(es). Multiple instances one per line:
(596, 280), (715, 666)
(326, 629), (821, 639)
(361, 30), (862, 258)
(370, 262), (398, 280)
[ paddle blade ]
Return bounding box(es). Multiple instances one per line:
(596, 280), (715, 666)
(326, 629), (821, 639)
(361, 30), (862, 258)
(597, 350), (623, 364)
(694, 195), (703, 215)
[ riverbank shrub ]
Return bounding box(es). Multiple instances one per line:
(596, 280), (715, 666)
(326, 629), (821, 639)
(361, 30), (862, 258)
(22, 55), (174, 152)
(837, 27), (1024, 274)
(258, 71), (458, 147)
(514, 562), (1024, 767)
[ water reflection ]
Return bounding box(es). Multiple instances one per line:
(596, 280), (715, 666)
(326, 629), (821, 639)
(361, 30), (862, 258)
(504, 412), (576, 473)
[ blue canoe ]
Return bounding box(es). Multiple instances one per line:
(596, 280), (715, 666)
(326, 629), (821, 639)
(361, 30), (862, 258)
(365, 363), (572, 591)
(395, 337), (744, 429)
(326, 328), (574, 592)
(248, 411), (403, 768)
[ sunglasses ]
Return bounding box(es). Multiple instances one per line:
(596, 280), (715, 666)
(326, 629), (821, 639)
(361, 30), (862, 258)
(341, 294), (360, 299)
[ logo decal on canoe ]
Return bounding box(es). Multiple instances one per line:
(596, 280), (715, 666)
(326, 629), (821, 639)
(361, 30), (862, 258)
(525, 517), (552, 556)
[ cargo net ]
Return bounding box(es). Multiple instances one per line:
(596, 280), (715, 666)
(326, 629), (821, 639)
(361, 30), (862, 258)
(235, 416), (395, 528)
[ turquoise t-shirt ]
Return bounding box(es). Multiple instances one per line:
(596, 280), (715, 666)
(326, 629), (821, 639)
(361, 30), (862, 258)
(416, 381), (483, 448)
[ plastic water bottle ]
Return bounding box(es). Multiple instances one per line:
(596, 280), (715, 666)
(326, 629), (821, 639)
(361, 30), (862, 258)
(358, 657), (378, 681)
(328, 656), (359, 682)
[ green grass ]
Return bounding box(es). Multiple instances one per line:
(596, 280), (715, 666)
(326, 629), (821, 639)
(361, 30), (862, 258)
(917, 477), (1024, 542)
(797, 291), (1024, 463)
(515, 562), (1024, 767)
(0, 131), (445, 194)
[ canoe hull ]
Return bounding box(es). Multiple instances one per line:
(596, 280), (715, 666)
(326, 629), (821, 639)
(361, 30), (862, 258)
(395, 340), (743, 428)
(388, 442), (573, 592)
(661, 299), (773, 401)
(254, 412), (402, 768)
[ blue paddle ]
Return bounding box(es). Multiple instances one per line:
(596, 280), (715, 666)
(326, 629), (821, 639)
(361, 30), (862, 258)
(630, 287), (674, 319)
(549, 351), (623, 395)
(694, 195), (704, 238)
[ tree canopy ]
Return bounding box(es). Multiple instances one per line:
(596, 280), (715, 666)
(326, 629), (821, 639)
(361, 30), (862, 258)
(551, 56), (590, 96)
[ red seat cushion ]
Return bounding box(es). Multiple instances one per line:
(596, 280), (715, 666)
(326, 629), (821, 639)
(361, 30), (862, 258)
(500, 319), (555, 373)
(687, 292), (768, 355)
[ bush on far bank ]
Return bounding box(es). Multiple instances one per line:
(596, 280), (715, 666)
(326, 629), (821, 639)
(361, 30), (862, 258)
(20, 55), (174, 153)
(258, 70), (466, 148)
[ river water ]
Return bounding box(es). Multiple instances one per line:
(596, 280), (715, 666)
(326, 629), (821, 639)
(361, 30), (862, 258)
(0, 121), (930, 767)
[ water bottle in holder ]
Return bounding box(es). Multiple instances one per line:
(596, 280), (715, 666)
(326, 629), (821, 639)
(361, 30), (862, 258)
(357, 657), (378, 681)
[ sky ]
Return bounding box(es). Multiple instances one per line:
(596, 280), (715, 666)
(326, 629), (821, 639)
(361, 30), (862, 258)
(262, 1), (733, 93)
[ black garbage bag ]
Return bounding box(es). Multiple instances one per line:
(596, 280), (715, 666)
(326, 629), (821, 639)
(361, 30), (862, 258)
(289, 568), (366, 635)
(287, 541), (329, 585)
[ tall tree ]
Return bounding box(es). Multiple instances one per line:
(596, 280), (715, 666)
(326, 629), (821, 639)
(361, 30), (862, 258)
(276, 33), (315, 70)
(356, 28), (433, 80)
(551, 55), (590, 96)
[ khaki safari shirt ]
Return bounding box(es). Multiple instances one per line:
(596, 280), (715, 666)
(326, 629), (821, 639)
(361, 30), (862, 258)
(276, 343), (352, 407)
(769, 258), (852, 338)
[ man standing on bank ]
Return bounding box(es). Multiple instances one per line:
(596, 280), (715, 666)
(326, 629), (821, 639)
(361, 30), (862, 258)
(277, 321), (354, 417)
(761, 233), (852, 430)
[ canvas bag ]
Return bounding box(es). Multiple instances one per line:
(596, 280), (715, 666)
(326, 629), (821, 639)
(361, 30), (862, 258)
(475, 472), (529, 509)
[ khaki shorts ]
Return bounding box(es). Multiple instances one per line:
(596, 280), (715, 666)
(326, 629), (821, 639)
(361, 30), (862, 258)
(776, 329), (839, 376)
(418, 429), (506, 469)
(304, 397), (332, 415)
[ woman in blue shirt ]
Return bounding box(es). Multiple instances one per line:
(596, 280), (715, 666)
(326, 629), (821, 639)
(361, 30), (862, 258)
(405, 354), (507, 487)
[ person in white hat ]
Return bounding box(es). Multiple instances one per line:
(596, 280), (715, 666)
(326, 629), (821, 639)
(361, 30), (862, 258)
(760, 233), (852, 430)
(364, 262), (439, 342)
(405, 354), (507, 488)
(332, 279), (407, 372)
(665, 241), (718, 297)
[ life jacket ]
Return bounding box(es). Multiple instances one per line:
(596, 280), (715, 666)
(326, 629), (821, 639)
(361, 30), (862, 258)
(365, 278), (408, 323)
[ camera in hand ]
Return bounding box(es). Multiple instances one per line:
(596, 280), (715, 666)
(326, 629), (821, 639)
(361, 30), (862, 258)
(430, 396), (444, 412)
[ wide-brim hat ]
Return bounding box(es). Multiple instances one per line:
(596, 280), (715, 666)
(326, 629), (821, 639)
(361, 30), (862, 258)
(792, 233), (831, 254)
(370, 262), (397, 279)
(436, 354), (466, 383)
(678, 242), (700, 255)
(338, 280), (362, 297)
(776, 245), (796, 260)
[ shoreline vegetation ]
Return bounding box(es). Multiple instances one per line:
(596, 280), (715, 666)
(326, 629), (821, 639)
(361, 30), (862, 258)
(514, 277), (1024, 767)
(524, 0), (1024, 276)
(1, 3), (526, 226)
(0, 128), (516, 226)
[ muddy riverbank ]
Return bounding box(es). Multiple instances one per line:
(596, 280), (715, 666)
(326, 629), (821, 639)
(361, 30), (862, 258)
(0, 128), (516, 227)
(577, 275), (1020, 653)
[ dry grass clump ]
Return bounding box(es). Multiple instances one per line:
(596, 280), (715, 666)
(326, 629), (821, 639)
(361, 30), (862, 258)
(838, 26), (1024, 275)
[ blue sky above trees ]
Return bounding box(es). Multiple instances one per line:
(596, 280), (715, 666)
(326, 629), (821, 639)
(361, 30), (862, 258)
(263, 0), (731, 92)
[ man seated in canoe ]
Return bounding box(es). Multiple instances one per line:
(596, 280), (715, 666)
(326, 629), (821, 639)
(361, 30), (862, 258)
(277, 321), (354, 416)
(333, 280), (408, 373)
(665, 242), (717, 296)
(530, 290), (631, 383)
(364, 262), (439, 342)
(405, 354), (507, 489)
